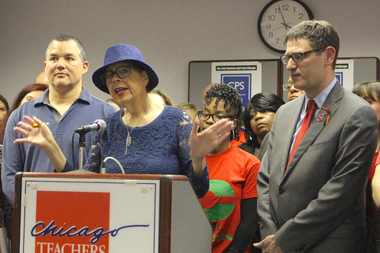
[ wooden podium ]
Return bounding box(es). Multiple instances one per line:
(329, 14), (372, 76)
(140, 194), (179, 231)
(12, 172), (211, 253)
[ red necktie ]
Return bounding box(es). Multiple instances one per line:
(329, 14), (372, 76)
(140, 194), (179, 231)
(287, 100), (316, 168)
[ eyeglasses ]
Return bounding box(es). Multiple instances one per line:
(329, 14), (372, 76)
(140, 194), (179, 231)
(198, 111), (235, 122)
(283, 82), (294, 91)
(280, 47), (325, 65)
(100, 65), (134, 84)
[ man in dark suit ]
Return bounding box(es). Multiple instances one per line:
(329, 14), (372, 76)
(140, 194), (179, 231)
(254, 20), (378, 253)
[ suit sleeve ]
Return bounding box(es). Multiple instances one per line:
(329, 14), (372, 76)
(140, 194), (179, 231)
(257, 134), (269, 161)
(275, 105), (378, 252)
(257, 113), (280, 237)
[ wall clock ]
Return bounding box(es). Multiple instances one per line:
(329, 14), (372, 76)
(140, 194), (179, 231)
(257, 0), (314, 53)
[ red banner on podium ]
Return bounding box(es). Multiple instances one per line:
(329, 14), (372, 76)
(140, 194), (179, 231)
(34, 191), (110, 253)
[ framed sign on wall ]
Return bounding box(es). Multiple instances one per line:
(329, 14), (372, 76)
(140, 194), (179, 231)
(188, 59), (283, 109)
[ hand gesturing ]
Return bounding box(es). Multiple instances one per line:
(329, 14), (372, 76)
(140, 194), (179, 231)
(14, 115), (53, 150)
(190, 118), (233, 159)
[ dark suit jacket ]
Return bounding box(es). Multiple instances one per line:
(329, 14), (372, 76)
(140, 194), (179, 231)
(257, 134), (269, 161)
(257, 82), (378, 253)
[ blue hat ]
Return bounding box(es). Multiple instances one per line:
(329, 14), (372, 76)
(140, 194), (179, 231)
(92, 44), (159, 94)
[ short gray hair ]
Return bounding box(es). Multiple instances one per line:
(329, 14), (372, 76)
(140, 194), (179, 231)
(285, 20), (339, 69)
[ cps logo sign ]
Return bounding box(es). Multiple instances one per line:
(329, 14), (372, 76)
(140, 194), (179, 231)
(335, 72), (343, 86)
(221, 74), (251, 108)
(227, 81), (244, 91)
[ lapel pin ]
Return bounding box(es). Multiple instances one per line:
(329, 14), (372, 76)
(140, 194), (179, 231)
(317, 106), (330, 125)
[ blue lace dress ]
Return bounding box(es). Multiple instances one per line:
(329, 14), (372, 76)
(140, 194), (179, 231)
(82, 106), (209, 198)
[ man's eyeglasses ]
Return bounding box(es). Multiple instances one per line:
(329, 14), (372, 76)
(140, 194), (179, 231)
(198, 111), (235, 122)
(283, 82), (293, 91)
(281, 47), (325, 65)
(100, 65), (134, 84)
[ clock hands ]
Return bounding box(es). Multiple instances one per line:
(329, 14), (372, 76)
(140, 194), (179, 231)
(278, 5), (292, 30)
(281, 22), (292, 30)
(258, 0), (313, 52)
(271, 25), (288, 32)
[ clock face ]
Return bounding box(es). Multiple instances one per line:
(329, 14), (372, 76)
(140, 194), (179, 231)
(258, 0), (314, 53)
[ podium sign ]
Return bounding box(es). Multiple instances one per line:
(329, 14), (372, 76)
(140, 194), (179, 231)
(18, 176), (160, 253)
(13, 173), (211, 253)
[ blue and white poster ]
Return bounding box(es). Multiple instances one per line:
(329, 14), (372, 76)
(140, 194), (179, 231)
(211, 62), (262, 108)
(335, 60), (354, 90)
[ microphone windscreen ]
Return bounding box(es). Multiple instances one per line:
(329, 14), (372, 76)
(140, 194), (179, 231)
(94, 119), (107, 132)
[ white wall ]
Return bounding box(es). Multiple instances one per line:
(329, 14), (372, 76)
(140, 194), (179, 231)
(1, 0), (379, 106)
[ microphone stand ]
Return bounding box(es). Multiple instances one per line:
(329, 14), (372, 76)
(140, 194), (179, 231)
(78, 133), (85, 171)
(67, 132), (94, 174)
(68, 119), (106, 174)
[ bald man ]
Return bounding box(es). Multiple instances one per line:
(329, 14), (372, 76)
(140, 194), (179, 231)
(202, 83), (218, 107)
(35, 71), (49, 85)
(284, 77), (305, 102)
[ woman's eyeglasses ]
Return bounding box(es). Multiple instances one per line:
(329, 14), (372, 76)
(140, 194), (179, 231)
(100, 65), (134, 84)
(198, 111), (235, 122)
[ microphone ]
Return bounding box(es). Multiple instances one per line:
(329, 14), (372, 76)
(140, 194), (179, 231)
(74, 119), (107, 134)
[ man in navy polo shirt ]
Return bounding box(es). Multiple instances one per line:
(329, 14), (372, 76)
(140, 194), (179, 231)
(2, 34), (116, 204)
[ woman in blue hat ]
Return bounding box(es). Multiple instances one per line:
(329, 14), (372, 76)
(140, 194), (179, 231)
(14, 44), (233, 198)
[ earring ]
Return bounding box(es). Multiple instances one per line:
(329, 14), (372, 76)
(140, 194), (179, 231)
(230, 129), (236, 141)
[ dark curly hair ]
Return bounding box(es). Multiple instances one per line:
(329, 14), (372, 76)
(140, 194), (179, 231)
(244, 92), (284, 152)
(204, 83), (243, 140)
